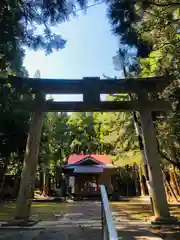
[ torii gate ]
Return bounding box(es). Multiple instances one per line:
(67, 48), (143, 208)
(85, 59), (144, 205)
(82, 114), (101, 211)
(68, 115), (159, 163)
(7, 75), (176, 223)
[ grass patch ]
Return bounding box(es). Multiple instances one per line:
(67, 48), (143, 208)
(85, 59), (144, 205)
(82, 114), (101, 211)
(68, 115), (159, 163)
(111, 201), (180, 221)
(0, 202), (68, 221)
(111, 201), (152, 221)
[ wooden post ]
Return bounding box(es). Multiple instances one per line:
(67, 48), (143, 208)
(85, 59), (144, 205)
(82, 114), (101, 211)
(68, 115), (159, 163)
(83, 77), (100, 106)
(138, 92), (176, 223)
(15, 92), (45, 221)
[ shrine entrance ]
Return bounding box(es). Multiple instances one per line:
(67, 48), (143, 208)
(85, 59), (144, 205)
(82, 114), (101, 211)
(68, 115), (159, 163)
(75, 175), (99, 197)
(5, 75), (175, 223)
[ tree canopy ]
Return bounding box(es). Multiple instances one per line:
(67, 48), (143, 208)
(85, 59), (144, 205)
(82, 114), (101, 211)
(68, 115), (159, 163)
(107, 0), (180, 168)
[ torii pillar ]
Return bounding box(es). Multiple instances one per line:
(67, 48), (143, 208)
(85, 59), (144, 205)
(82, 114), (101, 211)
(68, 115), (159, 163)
(138, 91), (177, 224)
(15, 91), (45, 221)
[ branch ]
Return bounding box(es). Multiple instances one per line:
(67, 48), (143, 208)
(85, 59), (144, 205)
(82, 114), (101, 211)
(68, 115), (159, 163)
(160, 151), (180, 168)
(144, 9), (180, 24)
(156, 139), (180, 169)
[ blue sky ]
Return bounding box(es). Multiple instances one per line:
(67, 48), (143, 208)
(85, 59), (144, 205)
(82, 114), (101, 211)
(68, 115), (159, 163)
(23, 3), (120, 101)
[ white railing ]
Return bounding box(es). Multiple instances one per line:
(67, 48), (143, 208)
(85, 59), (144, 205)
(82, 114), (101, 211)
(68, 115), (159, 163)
(100, 185), (118, 240)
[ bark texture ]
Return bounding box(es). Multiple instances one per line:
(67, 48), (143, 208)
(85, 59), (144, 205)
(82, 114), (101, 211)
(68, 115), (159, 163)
(15, 92), (45, 220)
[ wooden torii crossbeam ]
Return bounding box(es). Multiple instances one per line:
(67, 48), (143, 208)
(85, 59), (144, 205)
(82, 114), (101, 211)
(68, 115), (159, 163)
(9, 75), (166, 93)
(7, 75), (170, 112)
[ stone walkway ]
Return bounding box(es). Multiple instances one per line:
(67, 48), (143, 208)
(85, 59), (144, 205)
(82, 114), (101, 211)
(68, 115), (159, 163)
(0, 199), (179, 239)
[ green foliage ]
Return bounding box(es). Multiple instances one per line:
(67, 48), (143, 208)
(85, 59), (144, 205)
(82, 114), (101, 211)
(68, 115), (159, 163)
(38, 106), (141, 170)
(0, 0), (88, 180)
(114, 151), (141, 166)
(39, 112), (71, 168)
(0, 0), (87, 62)
(107, 0), (180, 167)
(0, 0), (148, 183)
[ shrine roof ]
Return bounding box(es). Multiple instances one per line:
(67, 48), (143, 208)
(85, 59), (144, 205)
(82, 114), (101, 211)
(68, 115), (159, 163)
(67, 154), (112, 165)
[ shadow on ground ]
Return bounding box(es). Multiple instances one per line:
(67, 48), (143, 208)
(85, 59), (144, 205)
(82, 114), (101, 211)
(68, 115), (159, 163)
(0, 199), (179, 239)
(112, 200), (180, 240)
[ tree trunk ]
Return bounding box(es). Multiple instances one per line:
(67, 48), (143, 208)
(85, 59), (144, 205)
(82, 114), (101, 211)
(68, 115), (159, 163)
(126, 183), (129, 196)
(164, 181), (170, 202)
(162, 170), (179, 203)
(166, 181), (179, 203)
(139, 166), (146, 196)
(132, 165), (140, 196)
(55, 166), (60, 188)
(39, 169), (43, 193)
(0, 158), (9, 200)
(42, 167), (49, 196)
(15, 92), (45, 221)
(172, 167), (180, 196)
(169, 169), (180, 198)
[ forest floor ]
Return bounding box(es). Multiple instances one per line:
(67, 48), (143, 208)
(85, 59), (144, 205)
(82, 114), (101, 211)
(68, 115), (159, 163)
(0, 197), (179, 239)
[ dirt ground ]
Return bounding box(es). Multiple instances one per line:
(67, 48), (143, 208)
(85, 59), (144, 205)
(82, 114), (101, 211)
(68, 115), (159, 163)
(111, 197), (180, 240)
(0, 198), (179, 239)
